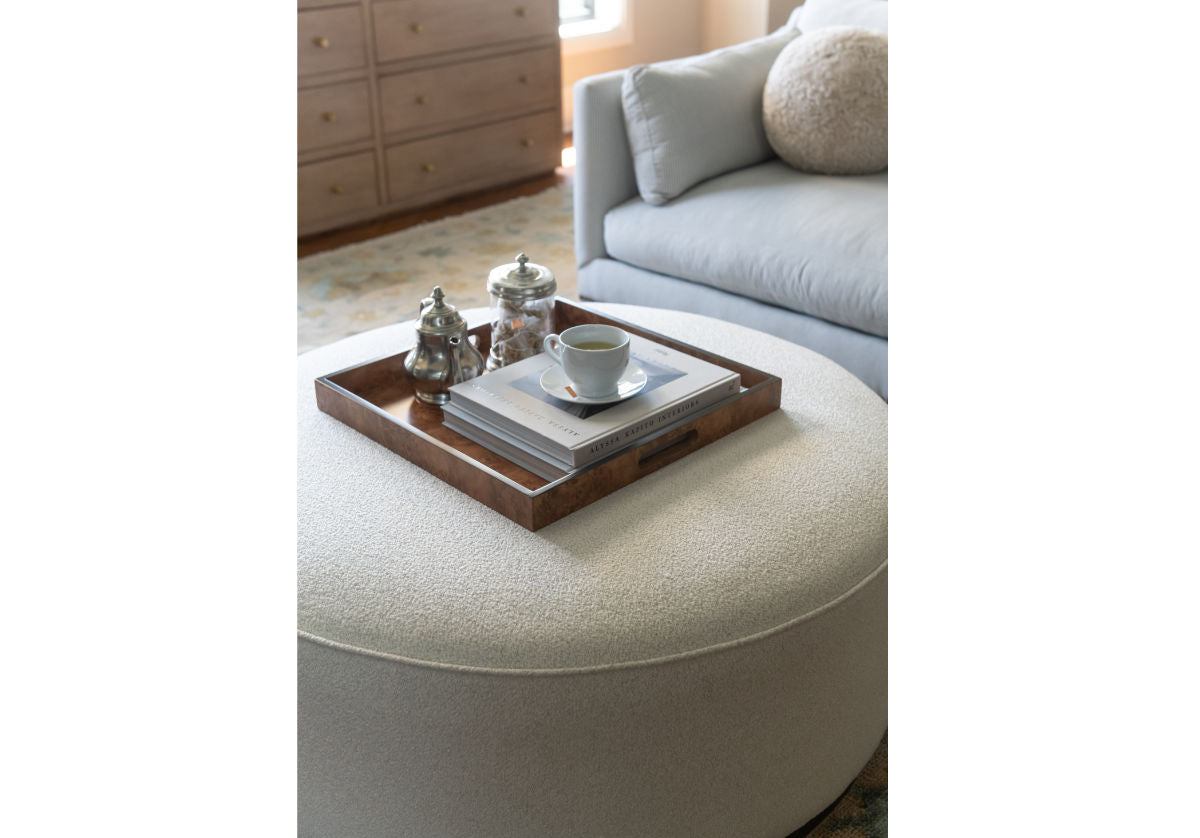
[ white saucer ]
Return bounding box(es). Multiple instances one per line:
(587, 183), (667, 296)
(539, 363), (648, 404)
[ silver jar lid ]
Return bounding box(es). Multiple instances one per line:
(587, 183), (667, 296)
(487, 253), (557, 301)
(416, 286), (467, 335)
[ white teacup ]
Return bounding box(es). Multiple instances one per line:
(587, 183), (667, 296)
(543, 324), (631, 398)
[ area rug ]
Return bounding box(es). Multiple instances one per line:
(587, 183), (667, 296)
(298, 180), (576, 353)
(793, 735), (887, 838)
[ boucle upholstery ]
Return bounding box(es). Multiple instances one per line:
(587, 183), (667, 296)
(298, 304), (888, 837)
(764, 27), (888, 175)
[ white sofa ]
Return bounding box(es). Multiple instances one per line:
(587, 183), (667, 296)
(572, 0), (888, 398)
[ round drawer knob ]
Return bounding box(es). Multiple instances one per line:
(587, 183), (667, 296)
(312, 36), (330, 48)
(321, 111), (337, 122)
(415, 94), (427, 105)
(518, 74), (529, 84)
(421, 162), (436, 173)
(410, 22), (424, 33)
(329, 184), (345, 195)
(515, 6), (527, 17)
(521, 137), (534, 148)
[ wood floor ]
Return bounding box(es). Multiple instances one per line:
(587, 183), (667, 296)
(299, 141), (573, 259)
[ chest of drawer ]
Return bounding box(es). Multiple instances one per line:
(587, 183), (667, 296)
(299, 7), (367, 76)
(385, 110), (560, 201)
(379, 46), (557, 136)
(373, 0), (557, 65)
(299, 80), (373, 152)
(299, 151), (379, 226)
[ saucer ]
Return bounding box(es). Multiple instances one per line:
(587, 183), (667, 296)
(540, 363), (648, 404)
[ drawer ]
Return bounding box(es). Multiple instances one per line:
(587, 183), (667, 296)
(299, 80), (373, 152)
(299, 7), (366, 76)
(386, 110), (560, 202)
(374, 0), (557, 64)
(380, 47), (558, 136)
(299, 151), (379, 226)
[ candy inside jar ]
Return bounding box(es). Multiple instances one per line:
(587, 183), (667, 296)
(486, 253), (557, 371)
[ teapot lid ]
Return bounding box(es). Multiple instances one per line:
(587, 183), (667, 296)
(416, 286), (467, 335)
(487, 252), (557, 301)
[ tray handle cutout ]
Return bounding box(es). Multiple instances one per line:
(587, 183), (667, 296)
(637, 429), (700, 473)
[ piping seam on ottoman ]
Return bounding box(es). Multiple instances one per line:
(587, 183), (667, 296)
(298, 559), (886, 677)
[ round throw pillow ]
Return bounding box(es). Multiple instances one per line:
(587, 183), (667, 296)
(763, 26), (888, 175)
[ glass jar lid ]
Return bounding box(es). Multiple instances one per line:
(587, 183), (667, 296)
(487, 253), (557, 301)
(416, 286), (466, 335)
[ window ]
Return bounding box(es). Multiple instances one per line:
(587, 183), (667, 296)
(558, 1), (596, 27)
(559, 0), (631, 54)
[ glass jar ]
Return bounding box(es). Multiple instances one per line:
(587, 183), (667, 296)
(486, 252), (557, 370)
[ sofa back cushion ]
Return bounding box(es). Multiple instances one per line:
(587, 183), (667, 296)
(620, 27), (798, 206)
(788, 0), (888, 34)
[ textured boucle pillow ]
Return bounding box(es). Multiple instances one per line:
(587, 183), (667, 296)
(763, 26), (888, 175)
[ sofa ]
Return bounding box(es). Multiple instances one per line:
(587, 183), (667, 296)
(572, 0), (888, 399)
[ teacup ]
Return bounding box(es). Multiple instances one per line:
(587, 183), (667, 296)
(543, 324), (631, 398)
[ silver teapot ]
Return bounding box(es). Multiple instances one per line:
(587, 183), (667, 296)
(404, 286), (486, 405)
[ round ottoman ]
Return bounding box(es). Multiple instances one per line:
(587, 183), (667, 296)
(298, 304), (887, 838)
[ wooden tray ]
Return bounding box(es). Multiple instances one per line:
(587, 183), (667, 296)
(314, 299), (782, 530)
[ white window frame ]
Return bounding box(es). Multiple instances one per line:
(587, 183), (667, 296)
(560, 0), (633, 55)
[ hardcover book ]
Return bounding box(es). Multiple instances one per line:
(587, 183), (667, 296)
(444, 334), (741, 469)
(440, 408), (575, 481)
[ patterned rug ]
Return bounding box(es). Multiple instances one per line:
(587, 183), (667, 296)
(792, 735), (887, 838)
(298, 178), (576, 353)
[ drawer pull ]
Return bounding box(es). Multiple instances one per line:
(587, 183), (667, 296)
(312, 36), (330, 48)
(329, 184), (345, 195)
(321, 111), (337, 122)
(518, 74), (529, 84)
(421, 162), (436, 173)
(521, 137), (534, 148)
(410, 22), (424, 33)
(415, 94), (427, 105)
(515, 6), (527, 17)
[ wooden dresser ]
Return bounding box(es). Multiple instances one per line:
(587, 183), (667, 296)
(298, 0), (562, 236)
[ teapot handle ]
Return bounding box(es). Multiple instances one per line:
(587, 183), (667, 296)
(447, 335), (462, 383)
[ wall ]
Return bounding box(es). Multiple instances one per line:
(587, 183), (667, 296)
(767, 0), (803, 32)
(561, 0), (704, 130)
(701, 0), (768, 53)
(560, 0), (804, 129)
(702, 0), (804, 51)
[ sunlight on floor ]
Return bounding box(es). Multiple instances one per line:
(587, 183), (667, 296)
(561, 145), (576, 168)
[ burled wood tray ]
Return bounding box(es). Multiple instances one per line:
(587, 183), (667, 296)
(314, 298), (782, 530)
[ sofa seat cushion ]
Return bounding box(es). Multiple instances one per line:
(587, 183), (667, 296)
(603, 160), (888, 338)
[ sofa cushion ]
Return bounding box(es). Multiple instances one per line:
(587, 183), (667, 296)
(789, 0), (888, 34)
(620, 27), (797, 207)
(764, 27), (888, 175)
(603, 160), (887, 338)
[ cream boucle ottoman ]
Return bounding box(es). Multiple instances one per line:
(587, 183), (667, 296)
(299, 304), (887, 838)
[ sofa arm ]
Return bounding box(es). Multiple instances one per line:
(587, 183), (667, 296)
(572, 70), (639, 270)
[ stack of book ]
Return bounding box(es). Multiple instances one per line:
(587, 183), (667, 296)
(443, 332), (741, 481)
